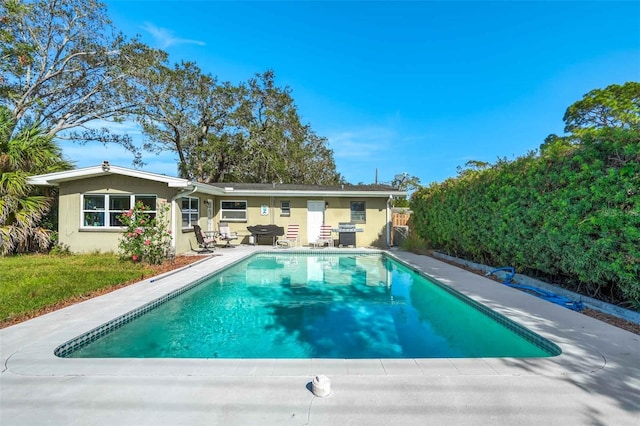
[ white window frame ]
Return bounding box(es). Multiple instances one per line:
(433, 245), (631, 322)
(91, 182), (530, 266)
(181, 196), (200, 230)
(280, 201), (290, 217)
(350, 201), (366, 223)
(220, 200), (248, 222)
(81, 194), (157, 228)
(108, 194), (132, 227)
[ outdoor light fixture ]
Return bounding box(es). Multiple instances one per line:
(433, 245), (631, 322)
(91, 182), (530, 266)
(101, 160), (110, 172)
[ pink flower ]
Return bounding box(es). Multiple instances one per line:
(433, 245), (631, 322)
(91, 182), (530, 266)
(167, 230), (172, 234)
(132, 255), (138, 261)
(125, 210), (133, 217)
(128, 232), (134, 238)
(144, 239), (151, 246)
(139, 220), (145, 224)
(135, 228), (142, 234)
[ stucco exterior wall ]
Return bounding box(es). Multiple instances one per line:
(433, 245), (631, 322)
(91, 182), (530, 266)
(55, 178), (392, 255)
(203, 195), (389, 248)
(58, 176), (176, 254)
(175, 195), (207, 255)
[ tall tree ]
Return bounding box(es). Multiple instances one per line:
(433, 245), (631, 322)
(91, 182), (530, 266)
(563, 82), (640, 135)
(0, 0), (162, 164)
(134, 66), (342, 184)
(0, 106), (71, 255)
(231, 71), (341, 184)
(128, 60), (244, 181)
(390, 172), (421, 207)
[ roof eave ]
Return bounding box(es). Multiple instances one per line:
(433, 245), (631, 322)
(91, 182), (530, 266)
(26, 165), (190, 188)
(218, 189), (407, 197)
(25, 165), (407, 198)
(189, 183), (226, 196)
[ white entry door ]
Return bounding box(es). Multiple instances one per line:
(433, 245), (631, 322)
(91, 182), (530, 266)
(307, 200), (325, 244)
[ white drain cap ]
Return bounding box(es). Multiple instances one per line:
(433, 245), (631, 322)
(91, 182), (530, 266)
(311, 375), (331, 397)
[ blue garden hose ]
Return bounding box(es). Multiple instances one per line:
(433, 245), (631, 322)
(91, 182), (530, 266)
(486, 267), (584, 312)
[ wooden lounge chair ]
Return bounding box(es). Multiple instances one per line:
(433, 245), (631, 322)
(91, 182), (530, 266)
(193, 224), (216, 252)
(277, 224), (300, 247)
(218, 222), (239, 247)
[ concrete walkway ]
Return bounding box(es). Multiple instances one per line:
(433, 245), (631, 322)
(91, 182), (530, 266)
(1, 247), (639, 425)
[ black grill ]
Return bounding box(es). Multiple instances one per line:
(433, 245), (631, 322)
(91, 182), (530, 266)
(333, 223), (363, 247)
(247, 225), (284, 245)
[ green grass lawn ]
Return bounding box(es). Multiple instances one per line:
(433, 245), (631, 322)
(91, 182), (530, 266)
(0, 253), (160, 326)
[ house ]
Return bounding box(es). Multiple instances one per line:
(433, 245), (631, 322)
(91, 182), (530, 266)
(27, 162), (406, 254)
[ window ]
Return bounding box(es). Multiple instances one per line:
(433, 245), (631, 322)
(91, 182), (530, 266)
(220, 200), (247, 221)
(81, 194), (156, 228)
(135, 195), (157, 217)
(109, 195), (130, 226)
(280, 201), (290, 217)
(83, 195), (106, 227)
(350, 201), (366, 223)
(181, 197), (200, 229)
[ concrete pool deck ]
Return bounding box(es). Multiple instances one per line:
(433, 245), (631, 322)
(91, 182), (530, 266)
(1, 247), (639, 425)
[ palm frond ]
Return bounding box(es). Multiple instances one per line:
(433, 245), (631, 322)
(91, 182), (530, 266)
(0, 111), (71, 255)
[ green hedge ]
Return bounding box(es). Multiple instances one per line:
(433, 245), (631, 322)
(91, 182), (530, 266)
(411, 128), (640, 309)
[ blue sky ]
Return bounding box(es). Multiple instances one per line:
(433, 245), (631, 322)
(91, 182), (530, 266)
(68, 0), (640, 186)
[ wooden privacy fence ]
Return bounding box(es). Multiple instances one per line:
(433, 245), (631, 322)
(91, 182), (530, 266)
(392, 213), (410, 227)
(391, 212), (411, 246)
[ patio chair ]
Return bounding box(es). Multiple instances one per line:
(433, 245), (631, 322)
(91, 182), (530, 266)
(218, 221), (239, 247)
(193, 224), (216, 252)
(277, 224), (300, 247)
(312, 224), (334, 248)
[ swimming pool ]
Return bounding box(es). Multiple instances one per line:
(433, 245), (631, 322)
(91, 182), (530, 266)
(58, 253), (561, 359)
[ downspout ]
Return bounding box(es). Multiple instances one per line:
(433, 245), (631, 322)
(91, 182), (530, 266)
(270, 195), (275, 224)
(386, 195), (392, 247)
(170, 185), (199, 251)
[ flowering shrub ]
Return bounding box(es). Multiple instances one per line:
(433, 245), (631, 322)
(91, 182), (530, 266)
(118, 201), (172, 265)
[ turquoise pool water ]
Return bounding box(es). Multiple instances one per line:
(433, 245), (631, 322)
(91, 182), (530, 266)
(62, 253), (560, 359)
